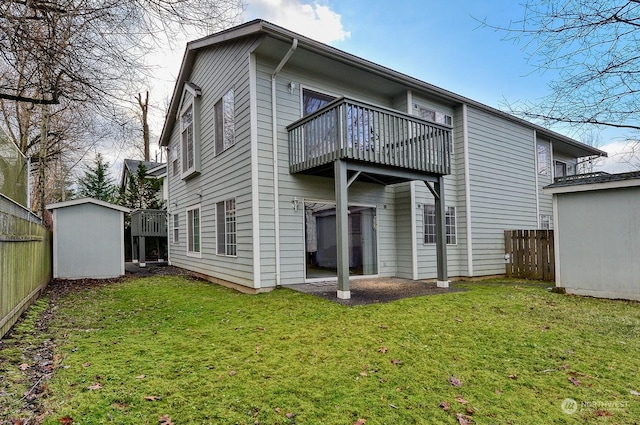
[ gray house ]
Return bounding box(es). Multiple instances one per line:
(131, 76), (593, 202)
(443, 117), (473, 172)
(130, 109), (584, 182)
(158, 20), (605, 298)
(544, 172), (640, 301)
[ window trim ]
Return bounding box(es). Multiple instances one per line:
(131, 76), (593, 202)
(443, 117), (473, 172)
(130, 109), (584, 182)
(537, 142), (550, 176)
(178, 83), (201, 180)
(414, 103), (453, 127)
(172, 213), (180, 244)
(214, 88), (236, 156)
(423, 205), (457, 245)
(554, 160), (567, 178)
(186, 204), (201, 258)
(540, 214), (553, 230)
(216, 198), (237, 257)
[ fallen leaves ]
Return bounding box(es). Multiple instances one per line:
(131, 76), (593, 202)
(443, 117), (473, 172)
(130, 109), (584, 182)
(568, 376), (581, 386)
(439, 401), (450, 411)
(353, 419), (366, 425)
(448, 376), (463, 387)
(390, 359), (403, 366)
(58, 417), (73, 424)
(456, 413), (473, 424)
(87, 383), (102, 391)
(19, 363), (30, 371)
(378, 346), (388, 354)
(144, 395), (162, 401)
(631, 389), (640, 396)
(158, 414), (173, 425)
(456, 396), (468, 405)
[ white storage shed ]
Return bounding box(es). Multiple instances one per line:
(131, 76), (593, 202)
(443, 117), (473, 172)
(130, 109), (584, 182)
(544, 171), (640, 301)
(47, 198), (130, 279)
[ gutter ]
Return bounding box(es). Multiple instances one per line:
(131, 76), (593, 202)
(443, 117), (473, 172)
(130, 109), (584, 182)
(271, 38), (298, 287)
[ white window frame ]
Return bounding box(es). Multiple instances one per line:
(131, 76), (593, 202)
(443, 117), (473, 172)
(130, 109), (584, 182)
(537, 142), (550, 175)
(214, 88), (235, 156)
(178, 83), (201, 179)
(170, 147), (179, 177)
(423, 205), (457, 245)
(216, 198), (237, 257)
(172, 213), (180, 244)
(414, 103), (453, 127)
(554, 160), (567, 178)
(540, 214), (553, 230)
(186, 204), (201, 257)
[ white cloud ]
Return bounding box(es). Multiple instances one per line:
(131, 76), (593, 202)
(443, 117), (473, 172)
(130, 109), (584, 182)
(245, 0), (350, 44)
(595, 140), (640, 174)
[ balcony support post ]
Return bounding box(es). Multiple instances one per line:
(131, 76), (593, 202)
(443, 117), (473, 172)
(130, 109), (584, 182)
(433, 176), (449, 287)
(335, 159), (350, 299)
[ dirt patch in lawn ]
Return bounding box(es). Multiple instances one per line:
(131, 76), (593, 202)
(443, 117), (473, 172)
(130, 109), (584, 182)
(285, 277), (465, 306)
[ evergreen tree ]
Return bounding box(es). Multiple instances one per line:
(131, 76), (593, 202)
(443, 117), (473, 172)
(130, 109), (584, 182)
(76, 153), (117, 202)
(119, 164), (163, 211)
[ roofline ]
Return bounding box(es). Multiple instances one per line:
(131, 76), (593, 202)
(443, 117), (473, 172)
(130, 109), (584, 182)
(47, 198), (131, 213)
(158, 19), (606, 158)
(544, 178), (640, 194)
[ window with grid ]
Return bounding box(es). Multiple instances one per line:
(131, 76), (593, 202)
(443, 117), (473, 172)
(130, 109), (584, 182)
(186, 206), (200, 255)
(423, 205), (457, 245)
(537, 142), (550, 175)
(181, 105), (194, 173)
(214, 89), (235, 155)
(540, 214), (553, 230)
(216, 198), (237, 256)
(172, 213), (180, 243)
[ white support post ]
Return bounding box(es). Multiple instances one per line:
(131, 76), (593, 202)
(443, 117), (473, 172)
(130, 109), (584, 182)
(335, 160), (350, 299)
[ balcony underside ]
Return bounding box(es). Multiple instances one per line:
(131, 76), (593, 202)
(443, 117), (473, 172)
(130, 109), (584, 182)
(296, 159), (443, 186)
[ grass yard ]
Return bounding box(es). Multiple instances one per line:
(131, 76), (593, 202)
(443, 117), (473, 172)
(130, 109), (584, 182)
(2, 276), (640, 424)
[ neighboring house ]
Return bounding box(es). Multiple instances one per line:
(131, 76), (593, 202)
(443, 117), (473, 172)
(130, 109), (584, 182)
(158, 20), (605, 298)
(119, 158), (167, 202)
(120, 159), (168, 266)
(544, 172), (640, 301)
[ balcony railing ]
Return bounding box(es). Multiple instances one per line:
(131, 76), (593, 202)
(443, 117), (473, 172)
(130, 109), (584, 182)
(287, 97), (451, 176)
(131, 209), (167, 237)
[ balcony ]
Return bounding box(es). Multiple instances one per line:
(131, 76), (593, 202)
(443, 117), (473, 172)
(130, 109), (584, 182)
(131, 209), (167, 237)
(287, 97), (451, 183)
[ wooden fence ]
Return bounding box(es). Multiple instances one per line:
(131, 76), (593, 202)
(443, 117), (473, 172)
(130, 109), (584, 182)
(504, 230), (555, 281)
(0, 196), (51, 339)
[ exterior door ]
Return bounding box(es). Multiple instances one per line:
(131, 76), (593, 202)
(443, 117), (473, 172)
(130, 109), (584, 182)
(304, 202), (377, 279)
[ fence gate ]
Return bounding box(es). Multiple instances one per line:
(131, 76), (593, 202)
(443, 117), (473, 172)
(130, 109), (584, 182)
(504, 230), (555, 281)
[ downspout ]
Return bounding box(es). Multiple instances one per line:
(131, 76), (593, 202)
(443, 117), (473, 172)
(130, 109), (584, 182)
(462, 104), (473, 277)
(272, 38), (298, 287)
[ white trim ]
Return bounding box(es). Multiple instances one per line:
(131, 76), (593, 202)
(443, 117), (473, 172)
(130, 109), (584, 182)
(552, 194), (561, 286)
(52, 209), (59, 278)
(337, 290), (351, 300)
(120, 212), (125, 276)
(462, 104), (473, 277)
(410, 182), (418, 280)
(249, 53), (262, 289)
(544, 177), (640, 194)
(186, 204), (202, 258)
(549, 141), (555, 180)
(179, 95), (200, 179)
(406, 89), (413, 115)
(533, 130), (540, 227)
(46, 198), (130, 213)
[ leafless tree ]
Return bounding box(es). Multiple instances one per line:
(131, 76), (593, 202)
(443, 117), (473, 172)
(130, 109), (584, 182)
(0, 0), (244, 215)
(483, 1), (640, 159)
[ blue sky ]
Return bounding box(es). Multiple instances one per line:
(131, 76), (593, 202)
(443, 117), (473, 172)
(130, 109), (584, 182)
(137, 0), (633, 173)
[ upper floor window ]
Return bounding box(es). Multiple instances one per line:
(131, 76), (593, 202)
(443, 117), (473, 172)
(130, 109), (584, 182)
(303, 89), (335, 116)
(215, 89), (235, 155)
(423, 205), (457, 245)
(172, 213), (180, 243)
(537, 142), (550, 175)
(171, 147), (179, 177)
(179, 82), (201, 179)
(554, 160), (567, 178)
(414, 104), (453, 126)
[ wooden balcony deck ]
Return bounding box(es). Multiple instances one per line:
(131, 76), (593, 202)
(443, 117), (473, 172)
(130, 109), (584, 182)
(131, 209), (167, 237)
(287, 97), (452, 182)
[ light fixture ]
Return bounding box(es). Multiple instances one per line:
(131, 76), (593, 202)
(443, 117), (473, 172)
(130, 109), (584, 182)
(288, 81), (296, 94)
(291, 197), (300, 211)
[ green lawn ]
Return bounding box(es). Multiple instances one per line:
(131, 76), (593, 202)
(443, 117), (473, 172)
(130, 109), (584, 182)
(4, 276), (640, 424)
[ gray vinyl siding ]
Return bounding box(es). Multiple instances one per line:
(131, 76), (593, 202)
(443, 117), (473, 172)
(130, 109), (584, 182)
(167, 36), (259, 287)
(536, 138), (553, 226)
(394, 183), (412, 279)
(466, 106), (538, 275)
(255, 57), (398, 287)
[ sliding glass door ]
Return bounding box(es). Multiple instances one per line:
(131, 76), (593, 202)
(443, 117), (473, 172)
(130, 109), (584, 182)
(304, 202), (377, 279)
